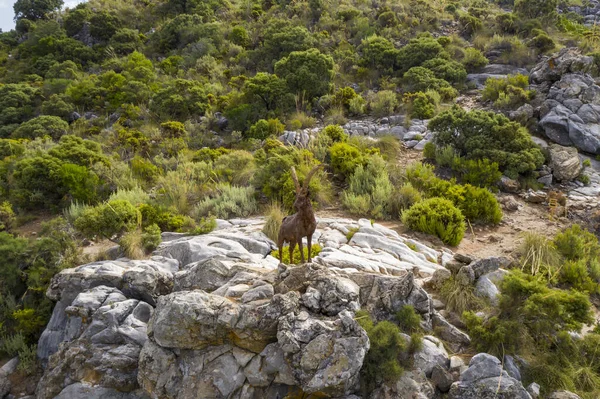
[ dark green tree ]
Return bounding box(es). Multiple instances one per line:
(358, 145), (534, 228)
(13, 0), (63, 21)
(274, 49), (334, 101)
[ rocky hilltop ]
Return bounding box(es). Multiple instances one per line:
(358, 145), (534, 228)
(21, 217), (566, 399)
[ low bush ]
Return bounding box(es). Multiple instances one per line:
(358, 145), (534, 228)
(356, 310), (405, 393)
(194, 184), (258, 219)
(246, 119), (285, 140)
(322, 125), (348, 143)
(0, 201), (16, 232)
(389, 183), (422, 218)
(368, 90), (399, 117)
(142, 224), (162, 252)
(440, 276), (485, 313)
(272, 243), (322, 264)
(482, 74), (532, 110)
(74, 200), (140, 242)
(429, 107), (544, 178)
(462, 47), (489, 72)
(329, 142), (364, 179)
(402, 197), (466, 246)
(189, 217), (217, 235)
(403, 91), (438, 119)
(342, 156), (393, 219)
(395, 305), (422, 333)
(262, 202), (285, 242)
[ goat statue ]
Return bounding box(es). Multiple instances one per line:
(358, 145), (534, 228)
(277, 165), (322, 264)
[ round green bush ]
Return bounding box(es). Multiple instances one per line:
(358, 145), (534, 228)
(402, 197), (466, 246)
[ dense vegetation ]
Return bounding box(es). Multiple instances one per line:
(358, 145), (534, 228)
(0, 0), (599, 393)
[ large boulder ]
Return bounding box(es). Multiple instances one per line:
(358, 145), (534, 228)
(413, 336), (450, 378)
(149, 290), (299, 353)
(548, 144), (583, 181)
(277, 310), (369, 396)
(36, 286), (153, 399)
(448, 353), (532, 399)
(38, 258), (175, 361)
(538, 74), (600, 154)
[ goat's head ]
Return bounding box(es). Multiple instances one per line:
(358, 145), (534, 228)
(290, 165), (323, 210)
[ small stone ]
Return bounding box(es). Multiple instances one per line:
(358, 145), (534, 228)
(456, 266), (475, 286)
(453, 253), (474, 264)
(431, 364), (453, 393)
(527, 382), (541, 399)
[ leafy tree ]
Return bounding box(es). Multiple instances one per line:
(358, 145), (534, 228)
(13, 0), (63, 21)
(358, 35), (398, 73)
(514, 0), (558, 20)
(274, 49), (334, 101)
(58, 163), (99, 203)
(12, 116), (68, 140)
(429, 106), (544, 177)
(263, 20), (314, 61)
(41, 94), (74, 120)
(396, 35), (447, 74)
(243, 72), (293, 116)
(403, 67), (452, 93)
(150, 79), (210, 121)
(109, 29), (143, 55)
(10, 155), (65, 209)
(49, 135), (109, 167)
(0, 84), (41, 134)
(63, 4), (91, 37)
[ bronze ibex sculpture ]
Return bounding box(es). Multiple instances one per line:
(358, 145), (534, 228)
(277, 165), (322, 264)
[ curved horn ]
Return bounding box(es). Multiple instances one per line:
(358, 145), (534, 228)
(290, 166), (301, 194)
(302, 164), (323, 193)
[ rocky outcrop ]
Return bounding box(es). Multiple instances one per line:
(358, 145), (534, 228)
(448, 353), (532, 399)
(36, 286), (153, 399)
(531, 48), (600, 155)
(35, 217), (486, 399)
(38, 257), (177, 361)
(467, 64), (529, 89)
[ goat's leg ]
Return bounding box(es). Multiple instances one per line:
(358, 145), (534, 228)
(278, 237), (284, 263)
(289, 241), (295, 264)
(299, 239), (305, 264)
(307, 234), (313, 262)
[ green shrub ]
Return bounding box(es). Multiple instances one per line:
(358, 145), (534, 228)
(429, 106), (544, 177)
(482, 74), (532, 110)
(459, 13), (483, 36)
(342, 156), (393, 219)
(74, 200), (140, 242)
(262, 202), (285, 242)
(213, 150), (256, 186)
(322, 125), (348, 143)
(403, 67), (452, 93)
(356, 310), (405, 392)
(423, 142), (437, 160)
(554, 224), (600, 262)
(406, 163), (503, 225)
(190, 216), (217, 235)
(462, 47), (489, 72)
(403, 91), (437, 119)
(142, 224), (162, 252)
(193, 147), (231, 163)
(346, 227), (359, 241)
(390, 183), (422, 218)
(402, 197), (466, 246)
(422, 58), (467, 85)
(139, 204), (193, 232)
(395, 305), (422, 333)
(108, 186), (150, 207)
(368, 90), (399, 117)
(194, 184), (257, 219)
(0, 202), (16, 232)
(559, 260), (598, 294)
(330, 142), (364, 179)
(246, 119), (285, 140)
(272, 244), (323, 264)
(453, 158), (502, 189)
(0, 332), (28, 357)
(396, 35), (447, 74)
(12, 116), (69, 140)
